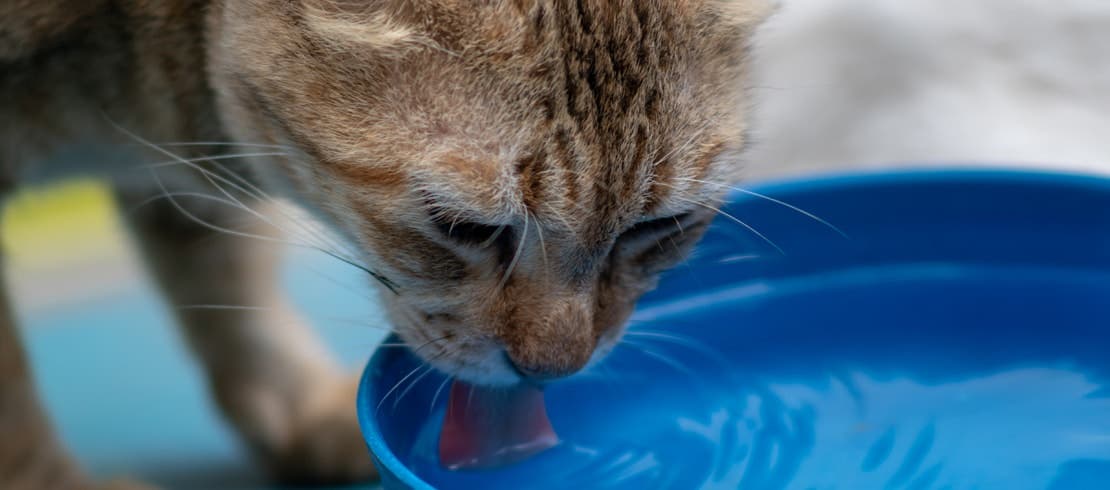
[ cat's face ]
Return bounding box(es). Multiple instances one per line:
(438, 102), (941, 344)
(208, 0), (769, 385)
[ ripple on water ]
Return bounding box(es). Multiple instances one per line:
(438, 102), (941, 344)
(407, 365), (1110, 490)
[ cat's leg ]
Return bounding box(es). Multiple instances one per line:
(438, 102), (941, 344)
(115, 190), (376, 484)
(0, 231), (154, 490)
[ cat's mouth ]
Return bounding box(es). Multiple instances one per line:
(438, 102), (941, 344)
(388, 302), (618, 387)
(387, 303), (523, 386)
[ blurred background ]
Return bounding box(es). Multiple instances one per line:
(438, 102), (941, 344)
(10, 0), (1109, 489)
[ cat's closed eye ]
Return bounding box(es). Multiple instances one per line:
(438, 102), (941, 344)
(619, 212), (694, 243)
(424, 194), (509, 248)
(436, 219), (506, 247)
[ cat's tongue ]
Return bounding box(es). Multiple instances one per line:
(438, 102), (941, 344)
(438, 380), (559, 470)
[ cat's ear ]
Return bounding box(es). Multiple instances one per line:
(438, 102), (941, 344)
(301, 0), (435, 54)
(705, 0), (777, 28)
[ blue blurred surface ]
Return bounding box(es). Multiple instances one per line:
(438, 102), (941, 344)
(22, 245), (388, 489)
(359, 169), (1110, 490)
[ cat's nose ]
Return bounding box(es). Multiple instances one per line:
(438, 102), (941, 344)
(505, 348), (590, 384)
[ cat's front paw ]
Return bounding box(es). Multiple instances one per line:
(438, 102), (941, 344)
(258, 377), (379, 485)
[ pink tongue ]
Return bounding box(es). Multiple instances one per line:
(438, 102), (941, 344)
(438, 381), (559, 470)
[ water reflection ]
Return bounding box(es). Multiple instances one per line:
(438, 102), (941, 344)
(403, 365), (1109, 489)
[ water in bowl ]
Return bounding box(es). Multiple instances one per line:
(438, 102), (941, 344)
(401, 265), (1110, 489)
(363, 171), (1110, 490)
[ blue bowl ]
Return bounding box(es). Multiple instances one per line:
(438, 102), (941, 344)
(358, 169), (1110, 490)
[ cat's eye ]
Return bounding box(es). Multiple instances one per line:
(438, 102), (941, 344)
(435, 219), (505, 247)
(620, 212), (693, 241)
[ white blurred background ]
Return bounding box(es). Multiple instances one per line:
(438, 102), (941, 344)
(746, 0), (1110, 179)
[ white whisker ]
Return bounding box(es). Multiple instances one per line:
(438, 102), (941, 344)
(624, 329), (736, 372)
(532, 212), (550, 281)
(649, 122), (713, 170)
(499, 212), (529, 290)
(144, 141), (294, 150)
(665, 191), (785, 255)
(393, 364), (436, 410)
(429, 375), (453, 415)
(621, 339), (699, 379)
(719, 253), (763, 264)
(141, 152), (289, 170)
(148, 151), (366, 269)
(105, 118), (398, 293)
(376, 364), (428, 415)
(674, 177), (848, 238)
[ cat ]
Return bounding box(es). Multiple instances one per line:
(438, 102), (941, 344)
(0, 1), (770, 488)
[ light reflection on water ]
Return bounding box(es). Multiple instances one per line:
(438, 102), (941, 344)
(365, 173), (1110, 489)
(406, 366), (1110, 489)
(376, 265), (1110, 490)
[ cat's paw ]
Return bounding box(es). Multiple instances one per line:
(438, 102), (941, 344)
(260, 377), (379, 485)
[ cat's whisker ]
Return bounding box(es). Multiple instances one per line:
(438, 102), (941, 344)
(130, 190), (254, 214)
(594, 364), (621, 388)
(718, 253), (763, 264)
(375, 339), (452, 415)
(392, 364), (436, 410)
(133, 189), (350, 264)
(429, 375), (453, 415)
(673, 176), (848, 238)
(144, 176), (304, 247)
(141, 152), (290, 170)
(147, 179), (396, 291)
(142, 141), (295, 151)
(663, 191), (785, 256)
(376, 363), (430, 415)
(294, 257), (375, 299)
(465, 379), (476, 414)
(648, 122), (714, 171)
(108, 118), (399, 293)
(624, 330), (733, 369)
(620, 339), (700, 379)
(498, 212), (529, 290)
(546, 206), (578, 239)
(118, 125), (321, 249)
(151, 150), (368, 273)
(532, 212), (550, 281)
(580, 361), (621, 389)
(193, 156), (371, 266)
(480, 224), (509, 249)
(413, 334), (455, 354)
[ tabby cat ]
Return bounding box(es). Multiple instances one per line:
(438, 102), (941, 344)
(0, 1), (769, 487)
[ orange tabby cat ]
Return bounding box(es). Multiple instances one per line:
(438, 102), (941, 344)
(0, 1), (769, 488)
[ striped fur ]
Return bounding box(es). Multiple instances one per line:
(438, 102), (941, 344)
(1, 0), (768, 486)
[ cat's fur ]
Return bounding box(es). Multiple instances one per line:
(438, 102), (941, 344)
(0, 1), (769, 487)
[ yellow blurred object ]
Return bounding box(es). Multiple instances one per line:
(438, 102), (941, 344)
(1, 179), (129, 271)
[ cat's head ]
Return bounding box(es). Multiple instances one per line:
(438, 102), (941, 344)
(206, 0), (770, 385)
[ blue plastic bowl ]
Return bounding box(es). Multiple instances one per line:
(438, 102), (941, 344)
(358, 169), (1110, 490)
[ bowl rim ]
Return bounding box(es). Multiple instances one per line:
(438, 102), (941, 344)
(358, 350), (438, 490)
(355, 165), (1110, 489)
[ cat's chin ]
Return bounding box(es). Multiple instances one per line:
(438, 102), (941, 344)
(422, 346), (525, 388)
